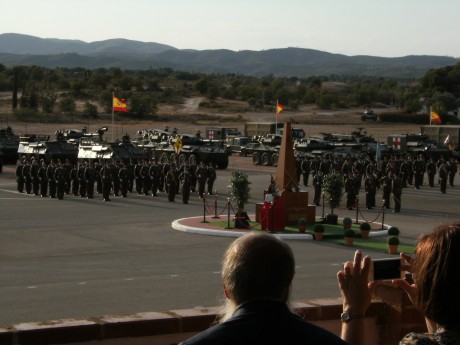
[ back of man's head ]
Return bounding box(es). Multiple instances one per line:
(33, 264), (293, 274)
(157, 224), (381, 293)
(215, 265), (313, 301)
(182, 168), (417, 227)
(222, 232), (295, 306)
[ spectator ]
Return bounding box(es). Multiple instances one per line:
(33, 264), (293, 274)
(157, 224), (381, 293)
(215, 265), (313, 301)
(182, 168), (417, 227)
(338, 223), (460, 345)
(181, 232), (347, 345)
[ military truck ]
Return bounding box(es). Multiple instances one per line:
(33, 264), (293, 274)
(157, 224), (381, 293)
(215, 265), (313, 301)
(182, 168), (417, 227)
(225, 136), (252, 155)
(17, 131), (78, 163)
(205, 127), (242, 140)
(244, 122), (305, 140)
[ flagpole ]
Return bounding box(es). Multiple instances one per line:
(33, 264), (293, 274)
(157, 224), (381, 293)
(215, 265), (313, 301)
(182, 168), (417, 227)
(429, 106), (432, 126)
(112, 92), (114, 141)
(275, 99), (278, 133)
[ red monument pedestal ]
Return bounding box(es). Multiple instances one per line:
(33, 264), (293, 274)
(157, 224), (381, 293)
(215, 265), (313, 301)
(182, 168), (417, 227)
(259, 195), (286, 231)
(256, 191), (316, 227)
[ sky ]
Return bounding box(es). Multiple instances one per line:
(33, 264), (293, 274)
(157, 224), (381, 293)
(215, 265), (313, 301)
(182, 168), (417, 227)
(1, 0), (460, 58)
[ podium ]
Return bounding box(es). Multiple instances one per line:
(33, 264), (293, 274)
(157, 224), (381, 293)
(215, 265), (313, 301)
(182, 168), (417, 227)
(260, 195), (286, 231)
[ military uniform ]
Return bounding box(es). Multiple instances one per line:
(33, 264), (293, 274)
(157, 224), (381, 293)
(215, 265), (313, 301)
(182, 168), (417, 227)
(84, 163), (95, 199)
(134, 161), (143, 194)
(38, 162), (48, 197)
(207, 163), (216, 195)
(118, 165), (129, 198)
(364, 174), (377, 209)
(30, 159), (40, 195)
(46, 162), (56, 198)
(16, 161), (25, 193)
(149, 161), (161, 196)
(426, 159), (436, 188)
(100, 163), (112, 201)
(179, 166), (192, 204)
(78, 163), (87, 197)
(55, 165), (65, 200)
(448, 158), (457, 187)
(23, 160), (32, 194)
(166, 167), (178, 202)
(391, 173), (403, 212)
(196, 163), (208, 198)
(301, 157), (311, 186)
(313, 172), (323, 206)
(70, 164), (79, 196)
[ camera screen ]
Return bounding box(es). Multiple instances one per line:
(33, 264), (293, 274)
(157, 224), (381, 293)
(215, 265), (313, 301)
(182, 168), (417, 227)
(373, 258), (401, 280)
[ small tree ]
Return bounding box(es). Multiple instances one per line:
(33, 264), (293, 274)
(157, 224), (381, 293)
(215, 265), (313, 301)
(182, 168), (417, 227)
(228, 171), (251, 210)
(322, 173), (344, 215)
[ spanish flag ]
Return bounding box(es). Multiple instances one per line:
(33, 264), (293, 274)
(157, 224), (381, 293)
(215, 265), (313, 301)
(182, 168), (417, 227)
(277, 102), (285, 119)
(113, 96), (129, 113)
(430, 111), (442, 125)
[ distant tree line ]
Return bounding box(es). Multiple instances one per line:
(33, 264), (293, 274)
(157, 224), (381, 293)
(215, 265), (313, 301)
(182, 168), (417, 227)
(0, 61), (459, 121)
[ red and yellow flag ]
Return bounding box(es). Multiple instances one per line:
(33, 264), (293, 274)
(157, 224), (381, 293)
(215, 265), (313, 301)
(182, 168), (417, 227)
(113, 96), (129, 113)
(276, 102), (285, 119)
(430, 111), (442, 124)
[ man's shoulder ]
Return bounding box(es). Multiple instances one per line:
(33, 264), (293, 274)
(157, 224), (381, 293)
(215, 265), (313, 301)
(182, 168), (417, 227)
(180, 310), (346, 345)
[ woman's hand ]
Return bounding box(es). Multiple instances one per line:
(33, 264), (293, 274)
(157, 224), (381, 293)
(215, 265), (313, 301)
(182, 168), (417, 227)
(337, 250), (372, 314)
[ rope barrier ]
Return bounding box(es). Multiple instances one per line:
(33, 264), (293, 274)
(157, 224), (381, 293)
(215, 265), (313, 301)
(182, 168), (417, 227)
(358, 204), (385, 224)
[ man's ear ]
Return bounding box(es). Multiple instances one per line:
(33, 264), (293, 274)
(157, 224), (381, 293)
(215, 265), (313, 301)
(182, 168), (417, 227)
(223, 284), (231, 300)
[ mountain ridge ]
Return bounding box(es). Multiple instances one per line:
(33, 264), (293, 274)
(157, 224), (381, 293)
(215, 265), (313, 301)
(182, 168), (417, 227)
(0, 33), (458, 78)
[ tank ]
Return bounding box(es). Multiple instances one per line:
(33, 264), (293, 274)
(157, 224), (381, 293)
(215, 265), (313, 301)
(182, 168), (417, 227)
(134, 128), (229, 169)
(78, 127), (148, 162)
(17, 131), (78, 163)
(0, 127), (19, 164)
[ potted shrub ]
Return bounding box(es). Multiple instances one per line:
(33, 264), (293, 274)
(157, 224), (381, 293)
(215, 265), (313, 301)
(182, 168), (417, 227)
(342, 217), (353, 230)
(298, 218), (308, 233)
(313, 224), (325, 241)
(344, 229), (355, 246)
(387, 236), (400, 254)
(322, 173), (344, 225)
(388, 226), (400, 237)
(228, 171), (251, 210)
(359, 222), (371, 239)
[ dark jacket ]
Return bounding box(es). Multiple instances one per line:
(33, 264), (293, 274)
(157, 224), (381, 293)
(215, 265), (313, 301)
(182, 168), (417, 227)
(180, 299), (347, 345)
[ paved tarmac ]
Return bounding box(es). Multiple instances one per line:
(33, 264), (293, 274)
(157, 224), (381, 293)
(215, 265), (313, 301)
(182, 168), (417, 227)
(0, 163), (459, 326)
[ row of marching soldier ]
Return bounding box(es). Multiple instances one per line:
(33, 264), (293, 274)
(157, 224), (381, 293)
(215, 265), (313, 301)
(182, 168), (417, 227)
(15, 157), (217, 203)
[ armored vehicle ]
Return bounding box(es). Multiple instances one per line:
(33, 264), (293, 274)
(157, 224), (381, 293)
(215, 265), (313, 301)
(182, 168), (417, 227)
(387, 133), (451, 160)
(78, 127), (148, 162)
(0, 127), (19, 164)
(361, 109), (378, 121)
(134, 129), (229, 169)
(17, 131), (78, 163)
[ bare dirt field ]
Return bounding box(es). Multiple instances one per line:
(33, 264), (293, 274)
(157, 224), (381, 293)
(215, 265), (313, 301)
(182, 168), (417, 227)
(1, 97), (418, 143)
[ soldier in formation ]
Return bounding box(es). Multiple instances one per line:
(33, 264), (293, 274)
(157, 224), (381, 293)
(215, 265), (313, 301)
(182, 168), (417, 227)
(15, 157), (216, 204)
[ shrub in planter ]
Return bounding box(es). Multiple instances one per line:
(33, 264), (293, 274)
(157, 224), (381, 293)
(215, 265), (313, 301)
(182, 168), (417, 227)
(359, 222), (371, 238)
(387, 236), (400, 254)
(344, 229), (355, 246)
(388, 226), (400, 236)
(322, 173), (344, 224)
(313, 224), (325, 240)
(343, 217), (353, 230)
(298, 218), (308, 233)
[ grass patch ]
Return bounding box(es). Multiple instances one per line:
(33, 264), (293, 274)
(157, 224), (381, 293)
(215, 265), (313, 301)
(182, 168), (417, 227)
(209, 219), (415, 254)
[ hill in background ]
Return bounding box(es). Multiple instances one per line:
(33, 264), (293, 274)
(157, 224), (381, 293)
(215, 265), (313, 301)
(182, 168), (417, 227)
(0, 33), (458, 78)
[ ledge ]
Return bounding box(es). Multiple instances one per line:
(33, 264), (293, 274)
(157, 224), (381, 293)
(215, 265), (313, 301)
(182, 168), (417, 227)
(1, 288), (426, 345)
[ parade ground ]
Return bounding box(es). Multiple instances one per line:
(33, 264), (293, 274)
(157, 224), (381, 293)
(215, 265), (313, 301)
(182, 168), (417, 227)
(0, 160), (459, 327)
